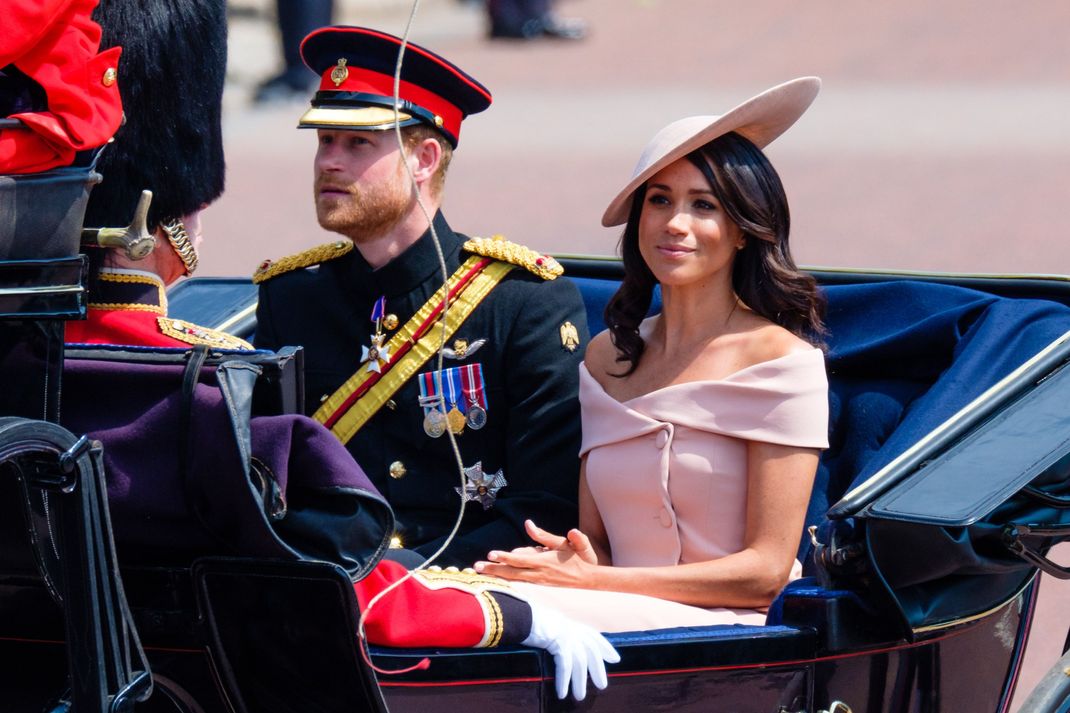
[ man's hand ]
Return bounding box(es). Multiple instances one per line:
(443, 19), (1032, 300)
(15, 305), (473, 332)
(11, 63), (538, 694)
(522, 601), (620, 700)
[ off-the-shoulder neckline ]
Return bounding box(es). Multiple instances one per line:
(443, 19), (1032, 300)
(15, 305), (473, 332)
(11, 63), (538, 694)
(580, 348), (822, 405)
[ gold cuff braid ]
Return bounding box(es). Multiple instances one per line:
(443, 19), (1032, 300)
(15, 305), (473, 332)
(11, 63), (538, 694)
(161, 219), (199, 276)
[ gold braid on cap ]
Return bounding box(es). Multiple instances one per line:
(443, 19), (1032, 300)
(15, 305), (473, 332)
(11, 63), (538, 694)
(462, 235), (563, 281)
(160, 219), (199, 275)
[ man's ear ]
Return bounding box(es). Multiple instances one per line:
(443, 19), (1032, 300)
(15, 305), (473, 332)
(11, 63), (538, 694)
(408, 137), (442, 185)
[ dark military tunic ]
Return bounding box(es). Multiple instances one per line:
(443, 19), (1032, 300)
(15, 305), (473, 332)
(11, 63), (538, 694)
(255, 212), (589, 566)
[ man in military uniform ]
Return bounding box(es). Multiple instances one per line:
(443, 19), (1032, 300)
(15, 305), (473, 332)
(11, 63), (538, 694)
(64, 0), (248, 349)
(255, 26), (590, 567)
(56, 4), (616, 700)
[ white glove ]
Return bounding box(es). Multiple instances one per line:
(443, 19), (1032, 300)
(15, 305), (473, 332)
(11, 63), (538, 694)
(522, 600), (621, 701)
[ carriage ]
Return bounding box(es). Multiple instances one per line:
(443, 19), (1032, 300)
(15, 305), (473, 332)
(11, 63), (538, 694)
(3, 157), (1070, 713)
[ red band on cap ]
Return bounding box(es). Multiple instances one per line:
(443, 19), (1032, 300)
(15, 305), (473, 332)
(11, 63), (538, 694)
(319, 65), (463, 140)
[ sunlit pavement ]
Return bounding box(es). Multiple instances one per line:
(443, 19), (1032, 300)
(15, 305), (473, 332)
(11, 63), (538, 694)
(207, 2), (1070, 708)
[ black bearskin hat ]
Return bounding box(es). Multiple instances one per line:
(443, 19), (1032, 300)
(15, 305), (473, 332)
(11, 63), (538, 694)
(83, 0), (227, 229)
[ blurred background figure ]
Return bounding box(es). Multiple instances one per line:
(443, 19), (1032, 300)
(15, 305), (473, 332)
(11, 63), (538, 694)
(253, 0), (334, 103)
(485, 0), (587, 40)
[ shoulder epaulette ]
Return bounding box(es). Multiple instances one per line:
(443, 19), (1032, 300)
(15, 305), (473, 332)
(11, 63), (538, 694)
(462, 235), (563, 281)
(252, 239), (354, 284)
(157, 317), (253, 350)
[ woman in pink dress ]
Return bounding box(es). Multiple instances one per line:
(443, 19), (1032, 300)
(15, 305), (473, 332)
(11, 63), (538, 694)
(475, 77), (830, 632)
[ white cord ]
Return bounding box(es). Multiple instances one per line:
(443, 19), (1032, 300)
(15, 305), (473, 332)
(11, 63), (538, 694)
(357, 0), (472, 655)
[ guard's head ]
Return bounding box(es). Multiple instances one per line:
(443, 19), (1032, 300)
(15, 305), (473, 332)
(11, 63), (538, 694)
(298, 26), (492, 150)
(83, 0), (228, 275)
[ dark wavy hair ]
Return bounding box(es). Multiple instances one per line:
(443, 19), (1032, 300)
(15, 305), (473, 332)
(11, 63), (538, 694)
(603, 131), (826, 376)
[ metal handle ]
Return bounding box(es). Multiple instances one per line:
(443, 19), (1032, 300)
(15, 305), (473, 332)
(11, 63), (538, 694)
(1003, 523), (1070, 579)
(819, 703), (854, 713)
(1021, 485), (1070, 509)
(81, 189), (156, 260)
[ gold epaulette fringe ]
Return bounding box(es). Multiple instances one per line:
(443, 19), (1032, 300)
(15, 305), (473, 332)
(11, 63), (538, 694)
(462, 235), (563, 281)
(252, 239), (354, 284)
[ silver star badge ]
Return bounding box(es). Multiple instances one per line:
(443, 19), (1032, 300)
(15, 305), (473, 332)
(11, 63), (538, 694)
(360, 333), (391, 373)
(456, 461), (507, 510)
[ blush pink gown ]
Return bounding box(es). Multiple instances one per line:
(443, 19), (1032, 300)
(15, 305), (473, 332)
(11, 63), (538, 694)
(513, 348), (829, 633)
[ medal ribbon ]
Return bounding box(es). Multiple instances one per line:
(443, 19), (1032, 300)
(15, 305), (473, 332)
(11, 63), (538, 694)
(419, 370), (444, 414)
(443, 367), (464, 414)
(370, 296), (386, 322)
(460, 363), (488, 410)
(313, 256), (515, 444)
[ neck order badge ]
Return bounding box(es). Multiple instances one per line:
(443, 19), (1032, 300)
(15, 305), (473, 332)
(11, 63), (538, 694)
(361, 296), (392, 373)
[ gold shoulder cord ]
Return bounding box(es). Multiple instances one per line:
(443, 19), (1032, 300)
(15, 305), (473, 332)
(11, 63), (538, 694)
(253, 240), (354, 283)
(463, 235), (563, 281)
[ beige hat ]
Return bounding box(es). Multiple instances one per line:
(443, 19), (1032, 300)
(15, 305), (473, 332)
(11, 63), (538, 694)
(601, 76), (821, 227)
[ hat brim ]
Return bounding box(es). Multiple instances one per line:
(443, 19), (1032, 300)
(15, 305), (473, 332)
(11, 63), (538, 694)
(297, 105), (420, 131)
(601, 77), (821, 227)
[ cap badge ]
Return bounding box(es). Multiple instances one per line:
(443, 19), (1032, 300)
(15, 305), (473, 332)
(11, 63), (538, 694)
(331, 58), (349, 87)
(560, 321), (580, 352)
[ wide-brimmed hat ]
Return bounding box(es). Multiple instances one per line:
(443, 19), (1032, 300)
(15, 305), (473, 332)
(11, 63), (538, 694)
(601, 77), (821, 227)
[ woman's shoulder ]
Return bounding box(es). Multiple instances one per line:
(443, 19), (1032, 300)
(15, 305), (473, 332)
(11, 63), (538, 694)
(735, 314), (819, 369)
(583, 330), (618, 383)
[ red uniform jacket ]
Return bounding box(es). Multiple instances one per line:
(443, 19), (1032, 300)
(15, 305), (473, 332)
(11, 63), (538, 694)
(65, 268), (531, 648)
(64, 268), (253, 350)
(1, 0), (123, 173)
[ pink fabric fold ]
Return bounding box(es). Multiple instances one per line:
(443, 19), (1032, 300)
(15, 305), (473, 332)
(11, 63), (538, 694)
(580, 349), (829, 569)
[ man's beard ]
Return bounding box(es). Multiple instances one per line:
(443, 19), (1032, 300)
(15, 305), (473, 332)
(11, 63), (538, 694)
(314, 175), (415, 242)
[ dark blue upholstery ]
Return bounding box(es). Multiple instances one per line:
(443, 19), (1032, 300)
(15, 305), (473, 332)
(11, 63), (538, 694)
(567, 277), (1070, 636)
(570, 277), (661, 338)
(605, 623), (796, 645)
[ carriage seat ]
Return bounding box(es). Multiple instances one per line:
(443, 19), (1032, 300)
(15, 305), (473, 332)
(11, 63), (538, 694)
(567, 274), (1070, 645)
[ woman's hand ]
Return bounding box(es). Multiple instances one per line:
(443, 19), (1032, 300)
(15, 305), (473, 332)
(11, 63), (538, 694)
(474, 520), (600, 588)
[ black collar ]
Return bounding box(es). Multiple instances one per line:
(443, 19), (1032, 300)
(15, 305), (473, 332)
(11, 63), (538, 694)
(88, 268), (167, 314)
(341, 211), (464, 299)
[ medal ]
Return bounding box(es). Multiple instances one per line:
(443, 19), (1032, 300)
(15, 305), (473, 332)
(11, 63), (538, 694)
(443, 369), (466, 434)
(360, 296), (392, 373)
(423, 407), (446, 438)
(419, 375), (448, 439)
(466, 403), (487, 430)
(447, 407), (467, 434)
(460, 363), (489, 430)
(456, 461), (508, 510)
(419, 365), (489, 438)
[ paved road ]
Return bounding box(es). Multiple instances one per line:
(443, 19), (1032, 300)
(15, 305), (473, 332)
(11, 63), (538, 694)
(206, 1), (1070, 708)
(206, 0), (1070, 278)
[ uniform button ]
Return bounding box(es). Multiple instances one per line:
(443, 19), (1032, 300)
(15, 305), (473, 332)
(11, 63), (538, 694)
(386, 399), (397, 410)
(319, 393), (329, 403)
(445, 566), (460, 573)
(655, 430), (669, 449)
(389, 461), (407, 479)
(659, 508), (673, 528)
(102, 67), (117, 87)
